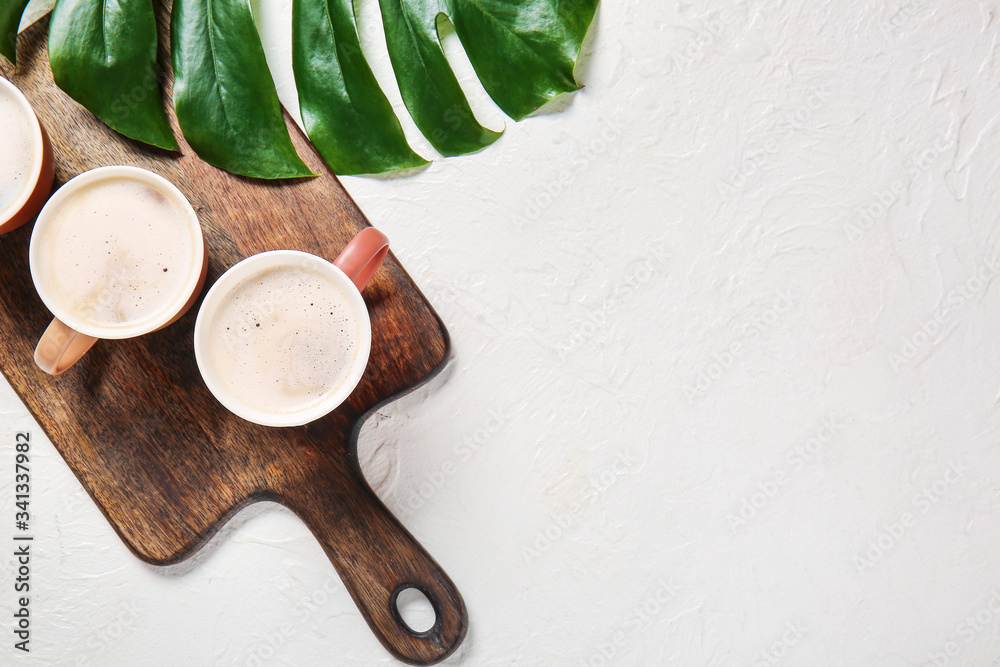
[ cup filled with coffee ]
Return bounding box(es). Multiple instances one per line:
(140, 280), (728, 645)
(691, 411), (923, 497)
(193, 228), (389, 427)
(0, 75), (54, 234)
(30, 166), (208, 375)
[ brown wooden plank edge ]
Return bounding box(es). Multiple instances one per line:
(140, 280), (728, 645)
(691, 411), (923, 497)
(0, 15), (466, 666)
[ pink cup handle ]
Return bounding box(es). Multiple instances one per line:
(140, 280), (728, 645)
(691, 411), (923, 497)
(334, 228), (389, 292)
(34, 318), (99, 375)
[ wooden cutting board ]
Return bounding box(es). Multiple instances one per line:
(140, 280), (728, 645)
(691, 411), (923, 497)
(0, 17), (466, 666)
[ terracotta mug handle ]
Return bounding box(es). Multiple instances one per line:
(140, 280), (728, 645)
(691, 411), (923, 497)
(34, 319), (99, 376)
(334, 228), (389, 292)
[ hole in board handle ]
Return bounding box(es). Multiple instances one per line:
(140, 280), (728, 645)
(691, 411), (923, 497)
(392, 585), (438, 635)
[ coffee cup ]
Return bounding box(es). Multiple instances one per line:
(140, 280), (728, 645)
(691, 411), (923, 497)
(193, 228), (389, 427)
(30, 166), (208, 375)
(0, 75), (54, 234)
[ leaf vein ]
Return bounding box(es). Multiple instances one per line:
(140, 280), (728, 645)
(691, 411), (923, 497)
(204, 0), (236, 134)
(101, 0), (111, 65)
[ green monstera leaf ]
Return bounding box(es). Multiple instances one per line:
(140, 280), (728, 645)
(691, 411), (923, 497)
(441, 0), (596, 121)
(376, 0), (502, 157)
(49, 0), (178, 150)
(0, 0), (30, 64)
(6, 0), (598, 177)
(378, 0), (596, 154)
(293, 0), (428, 174)
(0, 0), (28, 65)
(171, 0), (314, 178)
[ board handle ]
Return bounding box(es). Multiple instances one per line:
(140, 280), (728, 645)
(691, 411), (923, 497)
(289, 471), (468, 665)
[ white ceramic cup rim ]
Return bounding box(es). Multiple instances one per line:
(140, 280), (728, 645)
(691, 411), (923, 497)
(28, 165), (206, 339)
(193, 250), (373, 428)
(0, 76), (45, 224)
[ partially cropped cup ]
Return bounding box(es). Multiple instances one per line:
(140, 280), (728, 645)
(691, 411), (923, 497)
(0, 75), (54, 234)
(30, 166), (208, 375)
(194, 228), (390, 427)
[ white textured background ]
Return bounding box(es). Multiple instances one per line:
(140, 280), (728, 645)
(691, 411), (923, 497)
(6, 0), (1000, 665)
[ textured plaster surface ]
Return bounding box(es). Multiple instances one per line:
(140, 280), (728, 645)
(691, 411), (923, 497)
(6, 1), (1000, 665)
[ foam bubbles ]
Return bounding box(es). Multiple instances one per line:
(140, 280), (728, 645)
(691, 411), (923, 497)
(0, 88), (35, 213)
(205, 266), (360, 415)
(35, 177), (196, 328)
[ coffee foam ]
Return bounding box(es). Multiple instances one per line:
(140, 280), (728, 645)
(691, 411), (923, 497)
(205, 265), (360, 415)
(35, 177), (196, 329)
(0, 88), (36, 213)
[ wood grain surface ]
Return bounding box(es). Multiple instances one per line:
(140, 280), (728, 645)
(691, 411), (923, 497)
(0, 16), (466, 666)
